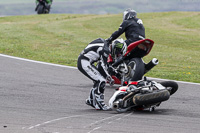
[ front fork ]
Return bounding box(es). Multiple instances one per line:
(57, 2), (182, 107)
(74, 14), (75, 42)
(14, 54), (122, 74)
(116, 62), (128, 86)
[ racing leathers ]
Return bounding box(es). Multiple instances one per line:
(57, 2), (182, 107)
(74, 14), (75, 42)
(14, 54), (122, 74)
(107, 17), (145, 46)
(77, 38), (113, 111)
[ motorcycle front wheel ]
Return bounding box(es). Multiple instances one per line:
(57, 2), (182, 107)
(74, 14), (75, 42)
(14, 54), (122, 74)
(37, 5), (44, 14)
(125, 58), (145, 81)
(160, 81), (178, 95)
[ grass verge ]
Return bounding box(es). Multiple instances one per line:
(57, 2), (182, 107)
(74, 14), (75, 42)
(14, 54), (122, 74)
(0, 12), (199, 83)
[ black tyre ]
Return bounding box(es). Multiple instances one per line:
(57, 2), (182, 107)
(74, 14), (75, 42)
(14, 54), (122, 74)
(160, 81), (178, 95)
(37, 5), (44, 14)
(125, 58), (145, 81)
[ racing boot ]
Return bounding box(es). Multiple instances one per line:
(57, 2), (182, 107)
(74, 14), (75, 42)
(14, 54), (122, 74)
(85, 88), (95, 108)
(94, 93), (111, 111)
(85, 98), (94, 108)
(93, 81), (111, 111)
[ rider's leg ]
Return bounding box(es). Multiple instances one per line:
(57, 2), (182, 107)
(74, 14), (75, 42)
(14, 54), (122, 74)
(77, 57), (111, 110)
(92, 80), (111, 110)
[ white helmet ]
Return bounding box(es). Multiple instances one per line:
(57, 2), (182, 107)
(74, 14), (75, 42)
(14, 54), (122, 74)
(123, 8), (137, 21)
(110, 38), (127, 58)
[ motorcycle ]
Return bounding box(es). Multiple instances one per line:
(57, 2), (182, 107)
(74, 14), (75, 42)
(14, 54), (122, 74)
(108, 39), (158, 85)
(35, 0), (51, 14)
(108, 77), (178, 112)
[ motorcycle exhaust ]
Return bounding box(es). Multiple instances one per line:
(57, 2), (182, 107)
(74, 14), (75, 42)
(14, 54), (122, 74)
(112, 99), (123, 109)
(144, 58), (159, 74)
(113, 101), (120, 109)
(133, 89), (170, 106)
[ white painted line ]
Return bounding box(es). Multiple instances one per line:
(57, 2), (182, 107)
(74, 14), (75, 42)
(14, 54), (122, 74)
(149, 77), (200, 86)
(87, 112), (132, 133)
(26, 114), (90, 130)
(0, 53), (199, 85)
(0, 53), (77, 69)
(116, 118), (121, 120)
(86, 112), (132, 133)
(108, 121), (113, 124)
(88, 126), (102, 133)
(83, 114), (120, 128)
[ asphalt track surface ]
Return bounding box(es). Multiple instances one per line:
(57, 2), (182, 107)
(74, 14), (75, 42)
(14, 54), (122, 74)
(0, 54), (200, 133)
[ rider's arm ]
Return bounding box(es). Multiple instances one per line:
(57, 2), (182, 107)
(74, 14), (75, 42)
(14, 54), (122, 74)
(112, 56), (124, 67)
(99, 44), (111, 78)
(108, 21), (128, 42)
(46, 0), (52, 4)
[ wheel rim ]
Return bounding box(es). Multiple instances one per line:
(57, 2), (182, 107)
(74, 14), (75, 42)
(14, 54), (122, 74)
(125, 61), (136, 80)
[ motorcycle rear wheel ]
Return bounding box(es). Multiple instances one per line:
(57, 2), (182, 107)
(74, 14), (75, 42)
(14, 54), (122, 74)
(125, 58), (145, 81)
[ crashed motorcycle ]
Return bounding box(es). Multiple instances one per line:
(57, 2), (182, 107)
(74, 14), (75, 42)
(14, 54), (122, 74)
(35, 0), (51, 14)
(109, 77), (178, 112)
(108, 39), (158, 85)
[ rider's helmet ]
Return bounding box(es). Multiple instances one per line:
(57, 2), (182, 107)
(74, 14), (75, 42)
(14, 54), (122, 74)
(123, 8), (137, 21)
(110, 38), (127, 58)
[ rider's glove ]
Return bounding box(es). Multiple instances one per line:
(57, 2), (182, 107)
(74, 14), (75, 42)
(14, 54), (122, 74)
(112, 56), (123, 67)
(108, 66), (117, 75)
(106, 76), (114, 86)
(105, 38), (112, 45)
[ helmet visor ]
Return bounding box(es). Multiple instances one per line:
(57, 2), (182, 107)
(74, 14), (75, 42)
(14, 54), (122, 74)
(114, 43), (124, 57)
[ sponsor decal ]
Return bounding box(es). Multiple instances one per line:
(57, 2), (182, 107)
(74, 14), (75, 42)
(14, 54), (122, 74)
(87, 66), (97, 75)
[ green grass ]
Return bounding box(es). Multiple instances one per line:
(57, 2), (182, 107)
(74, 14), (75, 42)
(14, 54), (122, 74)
(0, 12), (200, 83)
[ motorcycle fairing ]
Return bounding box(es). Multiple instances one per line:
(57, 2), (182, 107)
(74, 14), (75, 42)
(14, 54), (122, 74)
(124, 39), (154, 57)
(117, 81), (138, 91)
(111, 76), (121, 84)
(118, 86), (127, 92)
(128, 81), (138, 86)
